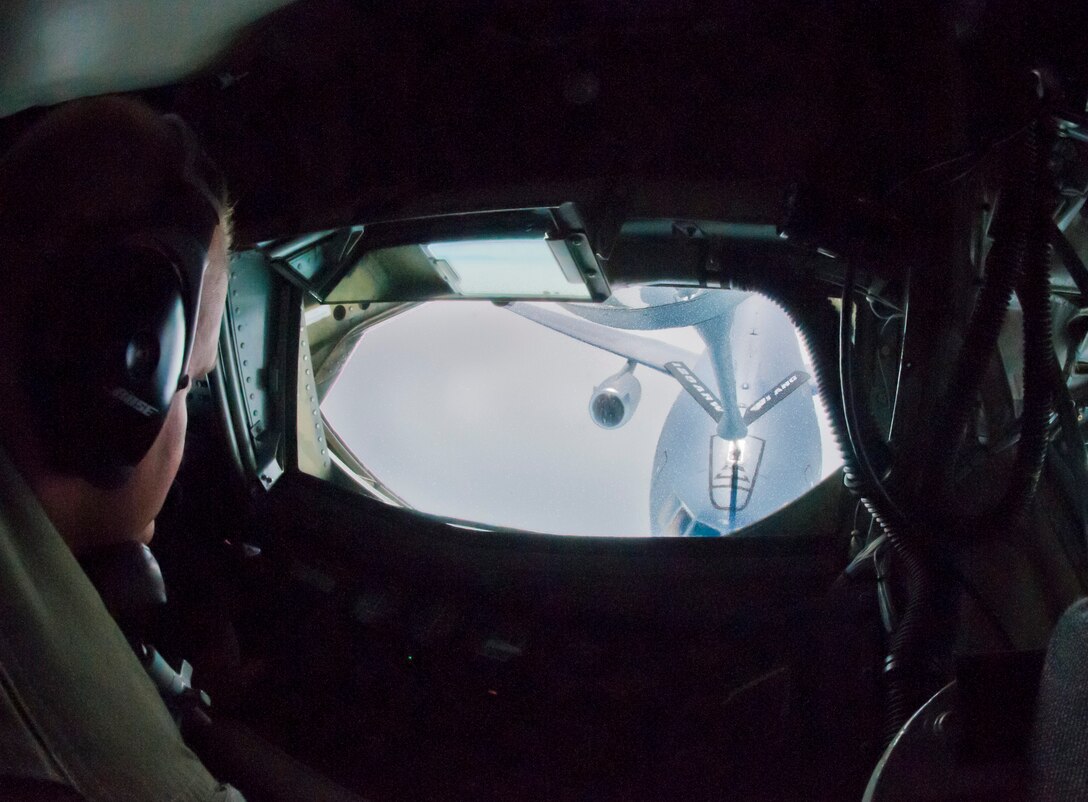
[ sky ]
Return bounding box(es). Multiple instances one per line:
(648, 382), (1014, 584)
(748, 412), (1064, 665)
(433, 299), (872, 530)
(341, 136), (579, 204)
(321, 294), (841, 536)
(426, 239), (592, 299)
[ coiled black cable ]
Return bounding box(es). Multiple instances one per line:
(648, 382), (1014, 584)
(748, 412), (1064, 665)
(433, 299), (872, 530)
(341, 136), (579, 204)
(927, 120), (1055, 527)
(722, 117), (1053, 743)
(724, 258), (930, 743)
(1001, 141), (1055, 522)
(839, 260), (934, 744)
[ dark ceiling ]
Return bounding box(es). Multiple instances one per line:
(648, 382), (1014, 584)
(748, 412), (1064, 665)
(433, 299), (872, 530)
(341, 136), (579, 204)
(4, 0), (1087, 245)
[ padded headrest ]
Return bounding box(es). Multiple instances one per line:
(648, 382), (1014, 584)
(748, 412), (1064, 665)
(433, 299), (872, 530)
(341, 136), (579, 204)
(1029, 597), (1088, 801)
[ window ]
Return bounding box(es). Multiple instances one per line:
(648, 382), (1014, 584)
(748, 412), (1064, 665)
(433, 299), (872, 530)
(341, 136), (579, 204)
(317, 287), (842, 536)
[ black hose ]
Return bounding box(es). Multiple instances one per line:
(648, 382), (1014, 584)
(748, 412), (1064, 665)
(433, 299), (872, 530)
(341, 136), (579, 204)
(723, 119), (1052, 743)
(928, 120), (1055, 526)
(860, 120), (1053, 738)
(1000, 170), (1054, 523)
(725, 261), (931, 743)
(839, 261), (935, 744)
(840, 260), (905, 521)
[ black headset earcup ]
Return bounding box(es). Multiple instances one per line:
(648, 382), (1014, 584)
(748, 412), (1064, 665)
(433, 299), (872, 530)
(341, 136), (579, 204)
(29, 242), (187, 485)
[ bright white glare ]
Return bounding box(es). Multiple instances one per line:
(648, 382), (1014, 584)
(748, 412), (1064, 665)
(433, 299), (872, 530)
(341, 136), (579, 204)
(726, 439), (745, 464)
(427, 239), (591, 299)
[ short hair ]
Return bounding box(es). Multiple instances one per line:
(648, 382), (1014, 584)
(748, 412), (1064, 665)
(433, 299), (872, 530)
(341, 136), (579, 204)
(0, 96), (229, 449)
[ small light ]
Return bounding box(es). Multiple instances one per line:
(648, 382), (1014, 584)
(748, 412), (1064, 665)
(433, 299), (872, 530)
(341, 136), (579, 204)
(727, 439), (745, 465)
(487, 689), (498, 697)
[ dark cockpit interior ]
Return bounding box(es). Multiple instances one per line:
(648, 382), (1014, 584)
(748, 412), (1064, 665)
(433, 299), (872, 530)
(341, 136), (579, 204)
(3, 1), (1088, 800)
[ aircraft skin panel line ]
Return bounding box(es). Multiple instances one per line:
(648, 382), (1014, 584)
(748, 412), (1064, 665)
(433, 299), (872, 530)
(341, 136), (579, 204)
(558, 290), (749, 329)
(505, 302), (698, 374)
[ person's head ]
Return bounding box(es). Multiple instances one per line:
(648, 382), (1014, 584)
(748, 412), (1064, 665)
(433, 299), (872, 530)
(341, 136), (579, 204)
(0, 96), (231, 553)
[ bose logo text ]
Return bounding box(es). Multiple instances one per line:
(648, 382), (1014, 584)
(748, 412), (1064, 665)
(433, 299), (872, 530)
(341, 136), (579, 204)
(110, 387), (159, 417)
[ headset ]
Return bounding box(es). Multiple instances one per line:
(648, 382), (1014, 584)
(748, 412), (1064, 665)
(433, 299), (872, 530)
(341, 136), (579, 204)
(25, 114), (224, 487)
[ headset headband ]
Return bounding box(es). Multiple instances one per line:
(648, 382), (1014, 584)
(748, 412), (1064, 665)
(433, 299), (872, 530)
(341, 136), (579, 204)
(155, 113), (224, 386)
